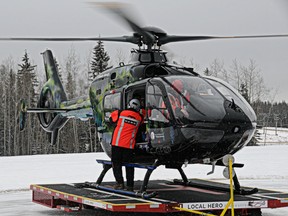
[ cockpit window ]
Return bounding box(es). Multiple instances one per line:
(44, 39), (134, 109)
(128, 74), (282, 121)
(146, 81), (174, 147)
(104, 93), (121, 111)
(103, 93), (121, 122)
(145, 76), (228, 147)
(162, 76), (226, 124)
(206, 77), (256, 122)
(147, 84), (169, 123)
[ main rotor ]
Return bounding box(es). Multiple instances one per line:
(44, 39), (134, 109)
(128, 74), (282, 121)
(0, 2), (288, 51)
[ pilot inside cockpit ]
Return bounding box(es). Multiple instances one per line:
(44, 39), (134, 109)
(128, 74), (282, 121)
(169, 79), (190, 118)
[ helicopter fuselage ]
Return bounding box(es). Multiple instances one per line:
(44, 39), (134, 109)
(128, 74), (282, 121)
(89, 50), (257, 166)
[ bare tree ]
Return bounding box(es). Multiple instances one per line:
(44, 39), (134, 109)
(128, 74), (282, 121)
(189, 58), (200, 71)
(241, 59), (269, 103)
(114, 48), (127, 65)
(62, 46), (81, 152)
(229, 59), (242, 91)
(0, 58), (17, 156)
(209, 59), (229, 82)
(63, 45), (81, 97)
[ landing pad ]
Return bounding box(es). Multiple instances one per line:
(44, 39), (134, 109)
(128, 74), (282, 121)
(31, 179), (288, 213)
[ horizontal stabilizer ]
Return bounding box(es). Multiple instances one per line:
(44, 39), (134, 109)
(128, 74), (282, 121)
(26, 108), (71, 113)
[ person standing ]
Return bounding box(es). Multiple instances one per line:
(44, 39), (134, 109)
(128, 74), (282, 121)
(109, 99), (143, 191)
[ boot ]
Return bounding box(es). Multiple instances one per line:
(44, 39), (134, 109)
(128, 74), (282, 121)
(126, 186), (134, 192)
(113, 183), (125, 190)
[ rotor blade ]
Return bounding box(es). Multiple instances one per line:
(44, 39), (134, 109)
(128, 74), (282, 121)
(0, 36), (139, 44)
(158, 34), (288, 45)
(91, 2), (155, 45)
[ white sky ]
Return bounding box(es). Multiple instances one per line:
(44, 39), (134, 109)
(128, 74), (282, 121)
(0, 0), (288, 101)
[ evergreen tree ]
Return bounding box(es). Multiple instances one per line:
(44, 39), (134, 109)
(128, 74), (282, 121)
(203, 67), (211, 76)
(17, 50), (38, 155)
(89, 41), (110, 152)
(64, 46), (80, 97)
(90, 40), (110, 81)
(65, 70), (75, 99)
(18, 51), (38, 102)
(239, 83), (250, 104)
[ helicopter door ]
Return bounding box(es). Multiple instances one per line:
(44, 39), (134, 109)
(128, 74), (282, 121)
(101, 92), (122, 148)
(124, 84), (147, 144)
(146, 81), (175, 150)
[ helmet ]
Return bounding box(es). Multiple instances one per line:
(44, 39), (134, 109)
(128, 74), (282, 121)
(128, 99), (141, 111)
(172, 79), (183, 92)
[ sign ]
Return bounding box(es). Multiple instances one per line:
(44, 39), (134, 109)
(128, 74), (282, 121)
(181, 200), (267, 210)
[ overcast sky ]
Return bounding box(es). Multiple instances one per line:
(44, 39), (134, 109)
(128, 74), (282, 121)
(0, 0), (288, 102)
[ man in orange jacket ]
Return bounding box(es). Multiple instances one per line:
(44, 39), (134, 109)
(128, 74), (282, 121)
(109, 99), (144, 191)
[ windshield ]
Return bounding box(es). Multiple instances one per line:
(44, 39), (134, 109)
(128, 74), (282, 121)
(205, 77), (257, 123)
(147, 76), (226, 125)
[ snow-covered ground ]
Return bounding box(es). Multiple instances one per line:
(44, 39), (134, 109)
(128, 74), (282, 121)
(0, 130), (288, 215)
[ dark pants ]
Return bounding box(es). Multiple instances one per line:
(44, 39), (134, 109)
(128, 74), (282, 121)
(111, 145), (135, 188)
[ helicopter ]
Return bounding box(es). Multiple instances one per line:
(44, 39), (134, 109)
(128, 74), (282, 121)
(2, 3), (288, 194)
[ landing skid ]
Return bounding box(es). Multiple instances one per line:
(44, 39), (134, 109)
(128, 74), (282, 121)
(92, 159), (160, 195)
(92, 158), (258, 196)
(173, 177), (258, 195)
(174, 164), (258, 195)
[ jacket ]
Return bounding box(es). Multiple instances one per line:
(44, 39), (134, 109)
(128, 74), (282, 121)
(110, 109), (143, 149)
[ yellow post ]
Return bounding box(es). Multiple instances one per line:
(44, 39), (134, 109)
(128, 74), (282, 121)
(220, 157), (235, 216)
(175, 155), (236, 216)
(229, 158), (235, 216)
(220, 199), (232, 216)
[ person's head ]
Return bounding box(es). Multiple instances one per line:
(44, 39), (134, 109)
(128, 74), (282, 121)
(128, 99), (141, 112)
(172, 79), (184, 92)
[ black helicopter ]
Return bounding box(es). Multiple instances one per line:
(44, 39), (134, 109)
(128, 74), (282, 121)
(2, 3), (287, 195)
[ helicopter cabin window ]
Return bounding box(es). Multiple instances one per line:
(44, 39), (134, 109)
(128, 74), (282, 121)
(162, 76), (226, 124)
(206, 78), (256, 122)
(146, 82), (174, 147)
(147, 84), (170, 123)
(103, 93), (121, 122)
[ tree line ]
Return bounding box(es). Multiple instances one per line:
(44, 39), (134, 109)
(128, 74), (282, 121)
(0, 44), (287, 156)
(0, 41), (110, 156)
(203, 58), (288, 128)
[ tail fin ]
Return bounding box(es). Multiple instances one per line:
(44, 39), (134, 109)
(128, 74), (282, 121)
(37, 50), (69, 144)
(42, 49), (67, 102)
